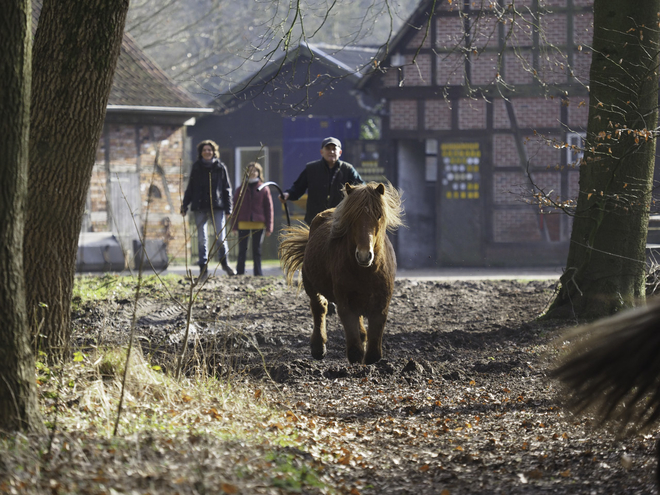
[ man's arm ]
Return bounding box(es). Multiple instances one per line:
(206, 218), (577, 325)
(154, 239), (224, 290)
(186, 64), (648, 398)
(282, 167), (308, 202)
(345, 164), (364, 185)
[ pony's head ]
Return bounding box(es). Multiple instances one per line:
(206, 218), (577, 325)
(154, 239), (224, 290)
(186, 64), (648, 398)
(331, 182), (404, 267)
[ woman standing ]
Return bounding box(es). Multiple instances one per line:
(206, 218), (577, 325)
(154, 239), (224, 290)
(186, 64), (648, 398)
(181, 140), (235, 282)
(232, 162), (273, 276)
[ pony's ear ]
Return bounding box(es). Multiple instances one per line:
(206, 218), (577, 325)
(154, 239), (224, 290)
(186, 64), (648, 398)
(376, 183), (385, 195)
(345, 183), (354, 195)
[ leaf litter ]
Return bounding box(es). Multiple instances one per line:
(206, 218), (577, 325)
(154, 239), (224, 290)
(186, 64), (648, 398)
(0, 275), (657, 494)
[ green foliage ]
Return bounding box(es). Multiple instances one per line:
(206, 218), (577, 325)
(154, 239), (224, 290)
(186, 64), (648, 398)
(24, 347), (331, 493)
(360, 117), (381, 140)
(73, 273), (179, 305)
(266, 452), (327, 491)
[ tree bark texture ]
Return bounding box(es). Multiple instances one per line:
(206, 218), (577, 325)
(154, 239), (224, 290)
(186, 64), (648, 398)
(25, 0), (129, 361)
(0, 0), (43, 432)
(547, 0), (660, 319)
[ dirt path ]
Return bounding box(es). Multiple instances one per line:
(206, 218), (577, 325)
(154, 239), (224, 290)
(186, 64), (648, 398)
(71, 275), (658, 494)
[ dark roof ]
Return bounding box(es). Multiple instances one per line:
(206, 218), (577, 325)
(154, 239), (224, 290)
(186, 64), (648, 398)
(307, 43), (379, 76)
(213, 42), (378, 109)
(109, 33), (206, 109)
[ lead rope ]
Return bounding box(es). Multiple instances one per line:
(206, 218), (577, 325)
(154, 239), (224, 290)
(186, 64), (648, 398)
(327, 164), (340, 207)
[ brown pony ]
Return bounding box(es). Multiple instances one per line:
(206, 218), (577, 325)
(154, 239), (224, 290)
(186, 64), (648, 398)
(279, 182), (404, 364)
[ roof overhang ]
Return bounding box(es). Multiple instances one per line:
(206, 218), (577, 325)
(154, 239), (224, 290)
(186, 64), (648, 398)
(104, 105), (214, 125)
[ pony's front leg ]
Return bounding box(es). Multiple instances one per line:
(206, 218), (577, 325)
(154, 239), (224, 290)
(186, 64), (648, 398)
(337, 306), (366, 364)
(309, 294), (328, 360)
(364, 311), (387, 365)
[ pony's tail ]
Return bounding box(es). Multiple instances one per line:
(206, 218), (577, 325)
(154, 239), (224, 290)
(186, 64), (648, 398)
(278, 223), (309, 286)
(550, 297), (660, 434)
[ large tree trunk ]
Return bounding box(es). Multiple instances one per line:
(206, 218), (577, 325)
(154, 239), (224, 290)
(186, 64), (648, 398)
(0, 0), (43, 432)
(25, 0), (129, 362)
(545, 0), (660, 320)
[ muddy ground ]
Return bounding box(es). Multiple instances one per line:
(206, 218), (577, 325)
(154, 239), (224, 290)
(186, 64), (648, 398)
(71, 274), (658, 494)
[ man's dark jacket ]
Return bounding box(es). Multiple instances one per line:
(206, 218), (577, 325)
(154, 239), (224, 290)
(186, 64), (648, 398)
(182, 158), (233, 214)
(286, 159), (363, 224)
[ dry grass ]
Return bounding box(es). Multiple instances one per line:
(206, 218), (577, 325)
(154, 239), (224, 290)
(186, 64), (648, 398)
(1, 346), (332, 494)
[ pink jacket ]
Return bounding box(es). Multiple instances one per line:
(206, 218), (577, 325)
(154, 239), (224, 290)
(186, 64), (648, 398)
(232, 181), (274, 233)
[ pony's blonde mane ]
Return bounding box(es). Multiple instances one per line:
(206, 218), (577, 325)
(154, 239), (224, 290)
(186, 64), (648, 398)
(330, 182), (404, 238)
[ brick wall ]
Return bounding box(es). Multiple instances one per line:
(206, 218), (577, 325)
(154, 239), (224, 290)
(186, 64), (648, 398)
(493, 99), (510, 129)
(435, 16), (464, 50)
(493, 171), (531, 204)
(504, 51), (533, 85)
(438, 0), (462, 12)
(493, 210), (542, 242)
(458, 98), (487, 129)
(471, 14), (500, 49)
(381, 68), (400, 88)
(572, 49), (592, 82)
(574, 11), (593, 47)
(568, 98), (589, 129)
(409, 26), (432, 49)
(88, 124), (189, 262)
(524, 134), (561, 167)
(539, 52), (568, 84)
(471, 53), (499, 86)
(511, 97), (561, 128)
(390, 100), (418, 130)
(531, 171), (562, 198)
(493, 96), (567, 131)
(493, 171), (561, 207)
(378, 1), (593, 257)
(436, 52), (465, 85)
(540, 13), (567, 46)
(507, 13), (535, 48)
(493, 133), (562, 168)
(425, 99), (452, 130)
(403, 54), (432, 86)
(493, 134), (518, 167)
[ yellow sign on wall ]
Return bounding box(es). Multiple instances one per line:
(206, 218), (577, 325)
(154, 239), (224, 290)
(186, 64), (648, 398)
(441, 142), (481, 200)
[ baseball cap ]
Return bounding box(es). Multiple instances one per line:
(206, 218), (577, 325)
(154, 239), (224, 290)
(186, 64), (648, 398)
(321, 137), (342, 149)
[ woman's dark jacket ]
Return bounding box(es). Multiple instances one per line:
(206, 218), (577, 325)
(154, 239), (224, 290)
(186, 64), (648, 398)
(232, 180), (274, 233)
(285, 159), (363, 224)
(182, 158), (233, 214)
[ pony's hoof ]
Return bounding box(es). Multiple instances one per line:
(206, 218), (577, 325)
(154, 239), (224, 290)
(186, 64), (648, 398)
(311, 344), (326, 360)
(364, 352), (382, 365)
(347, 348), (365, 364)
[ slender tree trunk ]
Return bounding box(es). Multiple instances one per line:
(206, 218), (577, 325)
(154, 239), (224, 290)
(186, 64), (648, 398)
(25, 0), (129, 362)
(0, 0), (43, 432)
(546, 0), (660, 320)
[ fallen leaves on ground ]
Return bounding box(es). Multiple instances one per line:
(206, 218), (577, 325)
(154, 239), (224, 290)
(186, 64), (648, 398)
(1, 276), (657, 494)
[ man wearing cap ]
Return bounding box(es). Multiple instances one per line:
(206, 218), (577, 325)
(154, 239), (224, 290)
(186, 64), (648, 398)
(280, 137), (364, 225)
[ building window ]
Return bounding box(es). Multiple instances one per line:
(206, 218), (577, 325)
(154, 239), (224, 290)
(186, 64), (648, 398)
(566, 132), (585, 167)
(425, 139), (438, 182)
(234, 147), (269, 187)
(148, 184), (162, 199)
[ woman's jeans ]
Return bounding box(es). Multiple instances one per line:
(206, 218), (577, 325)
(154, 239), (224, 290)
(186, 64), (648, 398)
(236, 229), (265, 276)
(194, 209), (229, 267)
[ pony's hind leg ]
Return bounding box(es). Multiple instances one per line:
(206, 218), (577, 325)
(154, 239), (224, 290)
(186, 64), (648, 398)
(309, 294), (328, 360)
